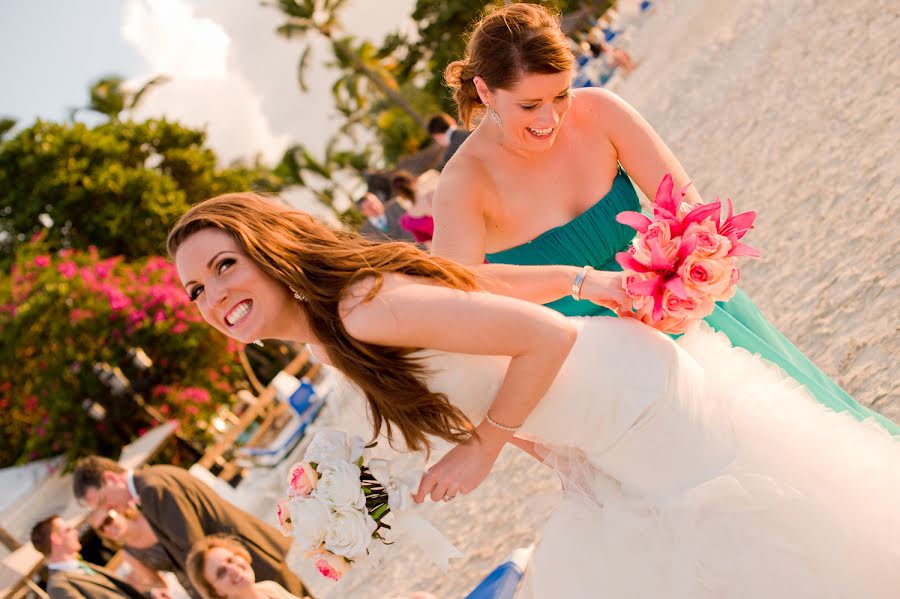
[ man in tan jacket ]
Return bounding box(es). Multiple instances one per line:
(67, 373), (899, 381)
(72, 457), (307, 598)
(31, 515), (149, 599)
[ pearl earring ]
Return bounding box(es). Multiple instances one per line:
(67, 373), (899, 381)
(487, 104), (503, 126)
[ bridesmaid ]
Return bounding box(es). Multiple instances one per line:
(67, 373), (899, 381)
(430, 3), (898, 432)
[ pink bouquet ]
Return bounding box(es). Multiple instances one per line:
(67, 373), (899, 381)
(615, 174), (759, 333)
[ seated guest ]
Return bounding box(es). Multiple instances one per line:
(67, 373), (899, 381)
(186, 535), (304, 599)
(89, 505), (195, 597)
(393, 170), (438, 247)
(356, 192), (415, 243)
(73, 457), (308, 599)
(426, 113), (469, 170)
(30, 514), (150, 599)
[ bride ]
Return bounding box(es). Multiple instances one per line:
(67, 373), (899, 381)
(168, 193), (900, 597)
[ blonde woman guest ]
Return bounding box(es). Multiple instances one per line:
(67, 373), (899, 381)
(186, 535), (307, 599)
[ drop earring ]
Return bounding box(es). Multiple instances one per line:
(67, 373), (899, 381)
(253, 340), (264, 347)
(289, 286), (307, 302)
(487, 104), (503, 126)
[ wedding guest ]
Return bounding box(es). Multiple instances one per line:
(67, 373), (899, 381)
(72, 457), (308, 598)
(426, 113), (469, 170)
(89, 505), (195, 597)
(356, 192), (415, 243)
(31, 515), (149, 599)
(392, 170), (437, 246)
(185, 535), (305, 599)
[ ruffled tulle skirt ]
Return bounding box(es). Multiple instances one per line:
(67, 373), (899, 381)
(519, 322), (900, 598)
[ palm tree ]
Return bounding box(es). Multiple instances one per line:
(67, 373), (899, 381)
(72, 75), (171, 121)
(270, 0), (427, 130)
(275, 140), (371, 215)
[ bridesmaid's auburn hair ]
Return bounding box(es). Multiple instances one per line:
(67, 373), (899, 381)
(167, 192), (477, 452)
(445, 2), (574, 129)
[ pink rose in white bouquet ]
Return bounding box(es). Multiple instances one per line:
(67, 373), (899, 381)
(615, 174), (758, 333)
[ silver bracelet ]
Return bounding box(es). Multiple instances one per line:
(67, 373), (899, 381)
(484, 412), (521, 432)
(571, 265), (592, 301)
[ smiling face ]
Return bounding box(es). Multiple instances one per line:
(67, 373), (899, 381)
(202, 546), (255, 598)
(51, 518), (81, 557)
(175, 228), (296, 344)
(478, 70), (573, 152)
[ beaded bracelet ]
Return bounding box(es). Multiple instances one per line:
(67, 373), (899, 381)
(484, 412), (521, 432)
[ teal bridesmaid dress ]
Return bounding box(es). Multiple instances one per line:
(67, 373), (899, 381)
(486, 168), (899, 434)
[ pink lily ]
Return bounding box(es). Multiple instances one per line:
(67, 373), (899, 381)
(719, 198), (760, 258)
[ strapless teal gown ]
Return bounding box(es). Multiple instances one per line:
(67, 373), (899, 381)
(486, 168), (899, 434)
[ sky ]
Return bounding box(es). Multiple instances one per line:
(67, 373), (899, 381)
(1, 0), (417, 164)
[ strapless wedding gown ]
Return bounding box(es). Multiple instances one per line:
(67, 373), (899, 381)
(420, 317), (900, 598)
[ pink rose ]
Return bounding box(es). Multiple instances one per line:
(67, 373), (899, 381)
(631, 302), (693, 334)
(683, 220), (731, 259)
(287, 462), (319, 497)
(661, 289), (714, 321)
(631, 221), (679, 269)
(276, 499), (292, 534)
(678, 254), (736, 299)
(314, 551), (351, 581)
(715, 268), (741, 302)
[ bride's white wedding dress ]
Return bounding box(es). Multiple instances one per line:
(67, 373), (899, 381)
(420, 317), (900, 598)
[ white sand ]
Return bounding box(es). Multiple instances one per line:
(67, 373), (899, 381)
(298, 1), (900, 596)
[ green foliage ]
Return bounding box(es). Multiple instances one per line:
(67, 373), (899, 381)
(0, 118), (278, 265)
(0, 236), (247, 467)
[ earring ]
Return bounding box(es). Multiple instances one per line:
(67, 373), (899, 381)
(253, 340), (264, 347)
(289, 286), (307, 302)
(487, 104), (503, 127)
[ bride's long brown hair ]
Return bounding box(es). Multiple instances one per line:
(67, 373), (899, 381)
(167, 193), (477, 451)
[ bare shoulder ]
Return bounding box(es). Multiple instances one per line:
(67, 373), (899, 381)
(572, 87), (628, 115)
(337, 272), (411, 340)
(434, 148), (493, 214)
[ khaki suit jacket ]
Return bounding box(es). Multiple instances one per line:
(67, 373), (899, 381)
(133, 465), (305, 597)
(47, 563), (145, 599)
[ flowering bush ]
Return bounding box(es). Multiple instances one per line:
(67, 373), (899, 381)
(0, 234), (246, 466)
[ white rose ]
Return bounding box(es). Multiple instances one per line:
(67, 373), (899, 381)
(316, 461), (364, 510)
(304, 431), (366, 466)
(287, 496), (331, 550)
(304, 430), (351, 466)
(325, 507), (377, 559)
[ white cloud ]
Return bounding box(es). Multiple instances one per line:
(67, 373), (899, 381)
(118, 0), (418, 165)
(121, 0), (288, 164)
(122, 0), (229, 79)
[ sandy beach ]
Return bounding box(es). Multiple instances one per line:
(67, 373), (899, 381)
(296, 0), (900, 596)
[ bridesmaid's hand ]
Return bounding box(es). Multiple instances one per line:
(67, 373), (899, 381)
(579, 270), (632, 316)
(413, 432), (505, 503)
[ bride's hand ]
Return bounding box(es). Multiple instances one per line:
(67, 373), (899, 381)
(579, 269), (632, 316)
(412, 433), (505, 503)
